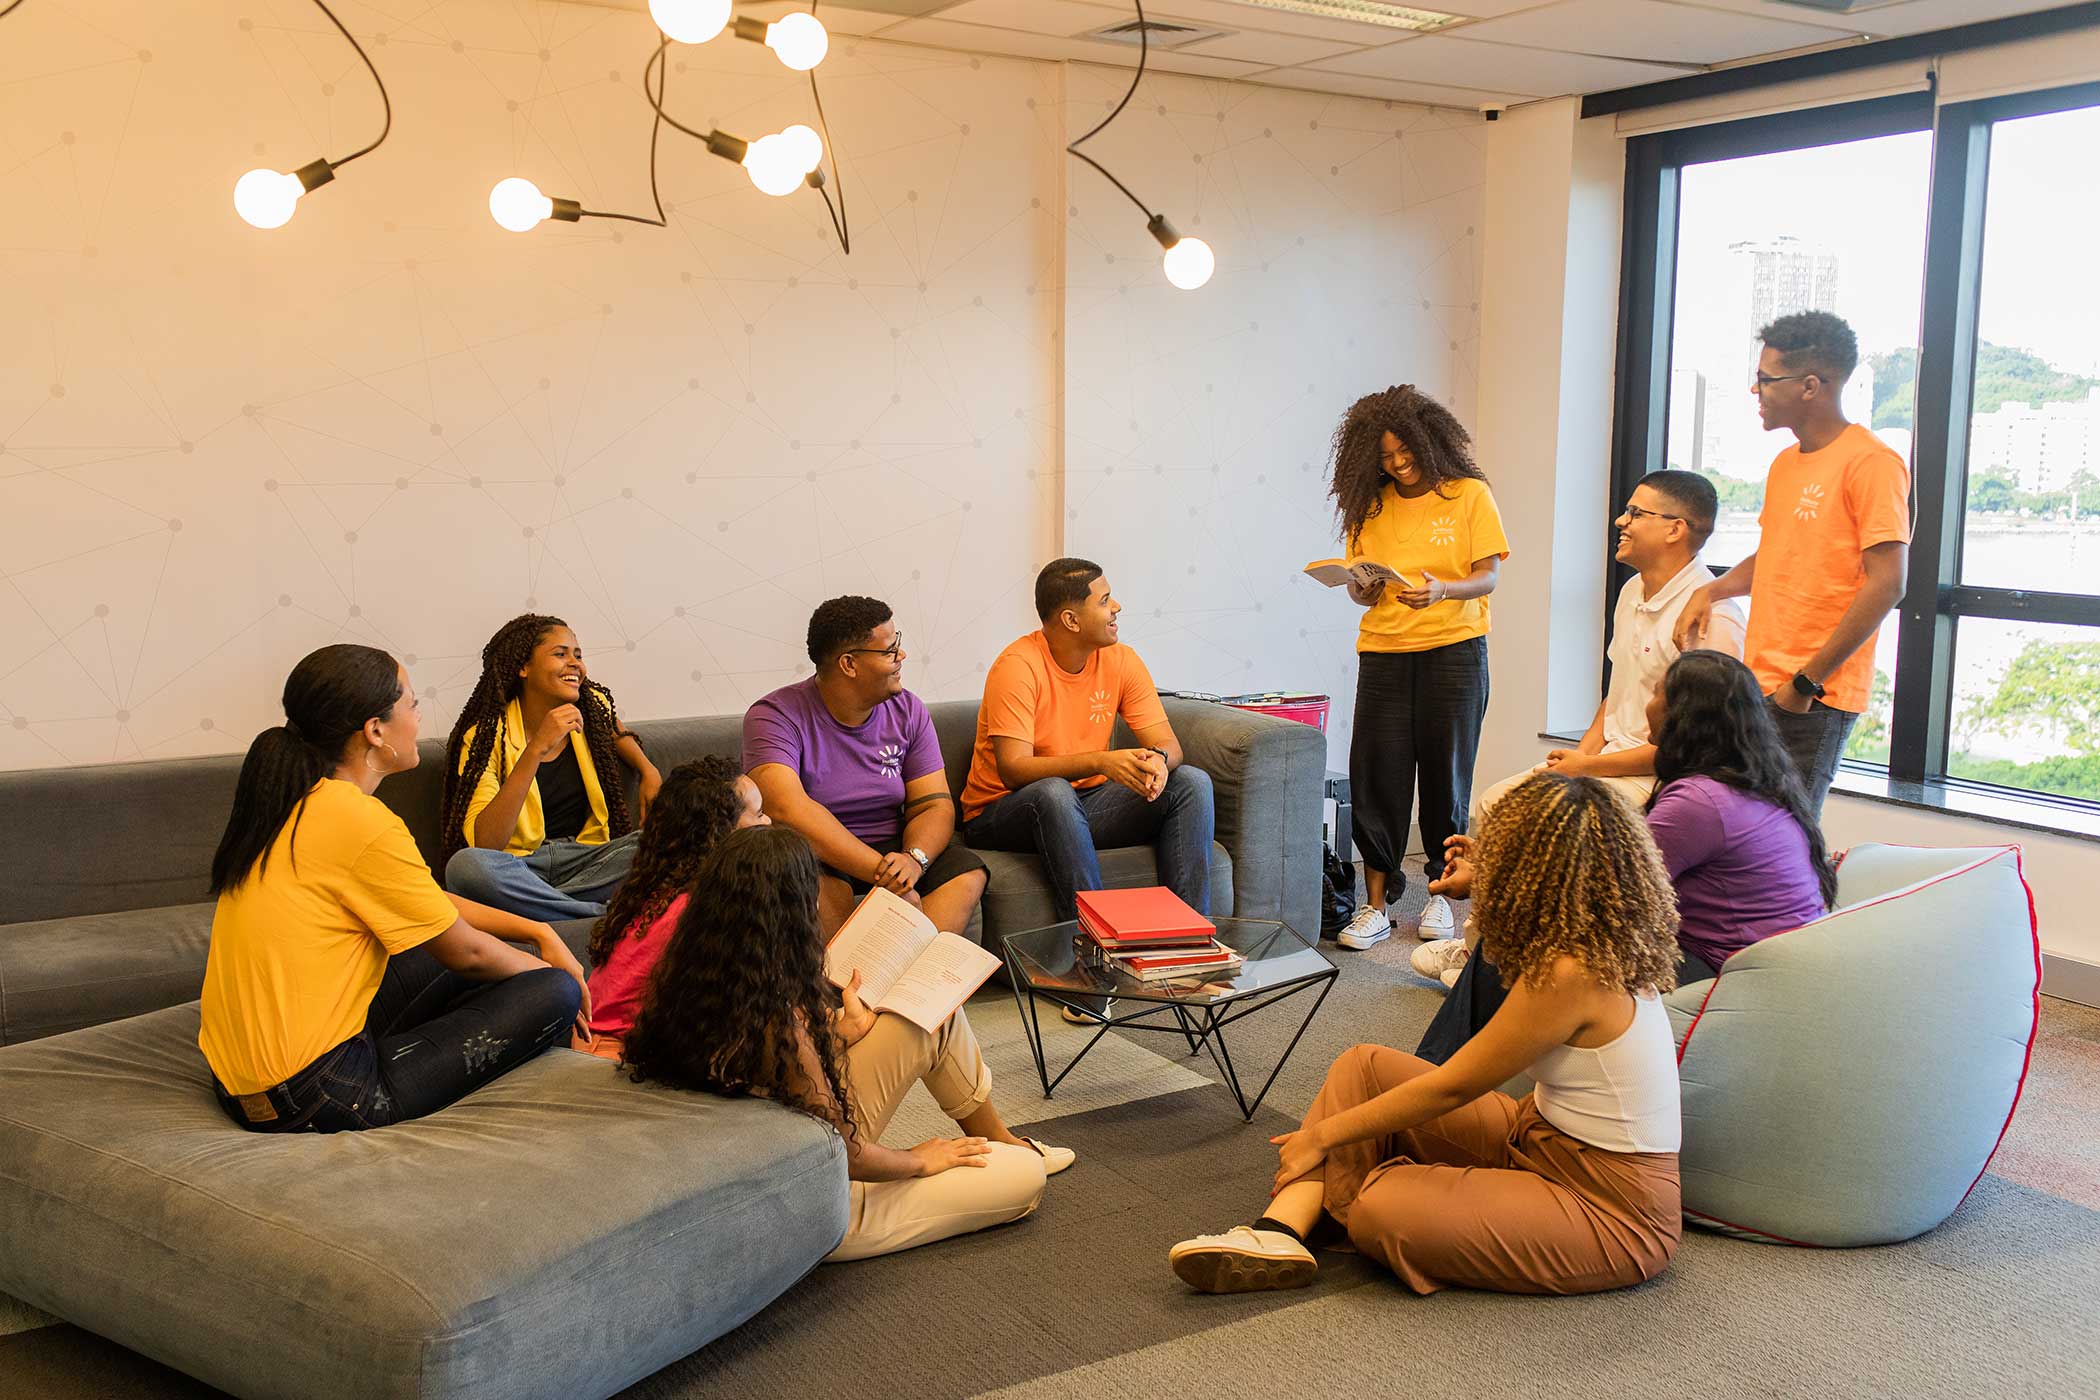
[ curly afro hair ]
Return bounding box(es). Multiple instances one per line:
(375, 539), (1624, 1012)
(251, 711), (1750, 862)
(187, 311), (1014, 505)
(587, 756), (749, 968)
(1326, 383), (1485, 545)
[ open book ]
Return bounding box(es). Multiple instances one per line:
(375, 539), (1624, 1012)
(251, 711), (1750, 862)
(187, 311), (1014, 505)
(1303, 557), (1416, 590)
(824, 887), (1002, 1035)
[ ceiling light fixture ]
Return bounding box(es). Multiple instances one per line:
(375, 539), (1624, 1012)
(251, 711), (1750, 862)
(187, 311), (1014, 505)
(648, 0), (732, 45)
(488, 38), (675, 234)
(1224, 0), (1459, 33)
(653, 1), (829, 71)
(234, 1), (391, 229)
(1067, 1), (1214, 291)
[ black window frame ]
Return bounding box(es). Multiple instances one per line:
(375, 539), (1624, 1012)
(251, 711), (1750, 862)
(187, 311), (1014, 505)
(1609, 80), (2100, 815)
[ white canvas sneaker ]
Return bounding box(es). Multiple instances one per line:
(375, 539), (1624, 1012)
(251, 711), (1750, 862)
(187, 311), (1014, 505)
(1168, 1226), (1317, 1293)
(1417, 893), (1457, 940)
(1336, 904), (1391, 950)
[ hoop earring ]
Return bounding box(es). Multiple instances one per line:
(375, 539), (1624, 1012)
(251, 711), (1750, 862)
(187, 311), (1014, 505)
(365, 742), (396, 775)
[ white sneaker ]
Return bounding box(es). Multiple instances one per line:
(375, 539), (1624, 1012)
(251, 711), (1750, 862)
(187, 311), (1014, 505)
(1440, 967), (1463, 989)
(1410, 937), (1470, 984)
(1336, 904), (1391, 950)
(1060, 1001), (1111, 1026)
(1417, 893), (1456, 940)
(1022, 1137), (1076, 1176)
(1169, 1226), (1317, 1294)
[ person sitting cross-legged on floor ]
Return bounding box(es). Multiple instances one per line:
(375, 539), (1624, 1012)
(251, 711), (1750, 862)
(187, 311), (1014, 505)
(200, 643), (590, 1135)
(1169, 770), (1683, 1297)
(440, 614), (649, 923)
(1414, 650), (1835, 1063)
(572, 756), (769, 1062)
(746, 595), (988, 941)
(620, 825), (1073, 1261)
(960, 558), (1214, 1020)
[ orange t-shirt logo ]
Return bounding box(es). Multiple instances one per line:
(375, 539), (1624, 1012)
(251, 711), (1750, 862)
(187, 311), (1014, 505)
(1792, 482), (1826, 522)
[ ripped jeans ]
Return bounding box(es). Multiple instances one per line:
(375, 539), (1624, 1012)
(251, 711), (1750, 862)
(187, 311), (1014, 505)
(212, 949), (580, 1134)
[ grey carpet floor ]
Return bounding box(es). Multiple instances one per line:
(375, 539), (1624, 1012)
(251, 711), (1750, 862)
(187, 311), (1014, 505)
(5, 878), (2099, 1398)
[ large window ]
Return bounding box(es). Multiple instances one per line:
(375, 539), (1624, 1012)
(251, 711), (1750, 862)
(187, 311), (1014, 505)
(1613, 82), (2100, 812)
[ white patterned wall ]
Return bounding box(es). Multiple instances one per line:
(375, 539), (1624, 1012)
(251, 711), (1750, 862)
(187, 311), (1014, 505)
(1061, 66), (1485, 769)
(1, 1), (1484, 772)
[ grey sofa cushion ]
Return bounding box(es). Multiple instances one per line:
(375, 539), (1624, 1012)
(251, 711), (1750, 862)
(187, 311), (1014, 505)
(0, 902), (214, 1045)
(0, 1003), (849, 1400)
(1, 755), (238, 922)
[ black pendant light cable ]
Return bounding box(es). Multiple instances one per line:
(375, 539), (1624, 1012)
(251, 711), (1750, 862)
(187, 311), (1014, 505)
(639, 36), (833, 211)
(1062, 0), (1215, 289)
(0, 2), (29, 20)
(234, 0), (393, 226)
(806, 0), (850, 254)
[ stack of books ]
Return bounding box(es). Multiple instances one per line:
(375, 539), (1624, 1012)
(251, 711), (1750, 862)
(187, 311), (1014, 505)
(1075, 887), (1243, 984)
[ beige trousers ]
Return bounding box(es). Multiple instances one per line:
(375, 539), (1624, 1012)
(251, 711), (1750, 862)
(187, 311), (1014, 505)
(825, 1007), (1046, 1262)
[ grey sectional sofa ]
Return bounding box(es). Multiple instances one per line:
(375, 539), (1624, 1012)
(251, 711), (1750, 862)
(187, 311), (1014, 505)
(0, 696), (1321, 1399)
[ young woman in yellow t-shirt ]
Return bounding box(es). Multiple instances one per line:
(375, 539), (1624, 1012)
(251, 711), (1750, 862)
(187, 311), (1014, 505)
(1325, 385), (1510, 951)
(198, 644), (589, 1133)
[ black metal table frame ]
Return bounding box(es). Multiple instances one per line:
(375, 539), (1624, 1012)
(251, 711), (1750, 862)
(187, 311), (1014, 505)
(1004, 950), (1338, 1122)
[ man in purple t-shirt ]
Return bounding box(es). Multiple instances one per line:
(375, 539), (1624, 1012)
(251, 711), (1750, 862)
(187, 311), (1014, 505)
(744, 596), (988, 939)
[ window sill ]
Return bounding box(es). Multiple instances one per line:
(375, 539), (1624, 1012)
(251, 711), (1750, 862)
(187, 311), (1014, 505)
(1534, 732), (2100, 846)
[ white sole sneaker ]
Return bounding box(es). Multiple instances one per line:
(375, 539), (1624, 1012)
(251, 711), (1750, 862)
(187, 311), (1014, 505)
(1336, 905), (1392, 950)
(1169, 1227), (1317, 1294)
(1417, 894), (1457, 940)
(1023, 1137), (1076, 1176)
(1410, 937), (1470, 983)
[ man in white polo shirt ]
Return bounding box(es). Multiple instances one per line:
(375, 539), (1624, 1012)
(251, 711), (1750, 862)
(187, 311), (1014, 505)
(1412, 470), (1742, 977)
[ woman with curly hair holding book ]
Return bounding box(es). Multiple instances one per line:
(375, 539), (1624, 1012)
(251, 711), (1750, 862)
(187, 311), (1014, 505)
(1326, 384), (1509, 952)
(622, 824), (1073, 1261)
(1169, 771), (1682, 1296)
(440, 614), (659, 921)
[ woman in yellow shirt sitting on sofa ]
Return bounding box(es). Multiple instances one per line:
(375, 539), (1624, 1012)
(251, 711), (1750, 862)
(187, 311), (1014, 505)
(199, 644), (588, 1134)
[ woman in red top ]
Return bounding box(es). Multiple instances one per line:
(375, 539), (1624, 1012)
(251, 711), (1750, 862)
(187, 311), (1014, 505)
(575, 756), (767, 1058)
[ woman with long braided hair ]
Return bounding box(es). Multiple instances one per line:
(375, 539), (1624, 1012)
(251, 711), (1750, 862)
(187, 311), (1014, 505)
(440, 614), (651, 921)
(1325, 384), (1508, 953)
(1169, 771), (1683, 1297)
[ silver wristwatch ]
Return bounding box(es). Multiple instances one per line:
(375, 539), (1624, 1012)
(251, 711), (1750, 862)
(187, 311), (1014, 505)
(906, 846), (930, 871)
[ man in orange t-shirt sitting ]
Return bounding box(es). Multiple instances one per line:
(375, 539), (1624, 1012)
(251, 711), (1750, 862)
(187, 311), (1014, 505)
(1676, 311), (1911, 814)
(961, 559), (1215, 995)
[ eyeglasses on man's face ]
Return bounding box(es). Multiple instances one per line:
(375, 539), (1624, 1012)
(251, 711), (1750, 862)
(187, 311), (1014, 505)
(1753, 371), (1816, 392)
(847, 631), (905, 661)
(1619, 502), (1684, 524)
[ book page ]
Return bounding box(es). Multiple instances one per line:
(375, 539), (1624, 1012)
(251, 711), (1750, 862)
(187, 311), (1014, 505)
(870, 932), (1003, 1035)
(1303, 558), (1414, 589)
(826, 887), (936, 1004)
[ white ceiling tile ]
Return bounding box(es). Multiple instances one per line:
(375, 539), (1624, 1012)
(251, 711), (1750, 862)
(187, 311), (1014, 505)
(924, 0), (1128, 40)
(875, 16), (1100, 59)
(1178, 28), (1369, 65)
(1458, 0), (1858, 65)
(1084, 47), (1275, 75)
(1312, 33), (1697, 95)
(1124, 0), (1438, 44)
(1249, 66), (1528, 107)
(735, 3), (907, 35)
(1679, 0), (2080, 38)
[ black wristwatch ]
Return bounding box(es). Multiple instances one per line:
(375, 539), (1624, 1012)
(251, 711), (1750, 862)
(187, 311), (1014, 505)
(1146, 745), (1170, 766)
(1791, 671), (1826, 700)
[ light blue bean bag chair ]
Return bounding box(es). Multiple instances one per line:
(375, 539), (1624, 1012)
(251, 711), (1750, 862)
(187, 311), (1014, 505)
(1664, 844), (2039, 1247)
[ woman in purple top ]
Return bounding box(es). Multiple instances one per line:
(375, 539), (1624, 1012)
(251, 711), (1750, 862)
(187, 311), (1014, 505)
(1642, 649), (1835, 977)
(1415, 651), (1834, 1064)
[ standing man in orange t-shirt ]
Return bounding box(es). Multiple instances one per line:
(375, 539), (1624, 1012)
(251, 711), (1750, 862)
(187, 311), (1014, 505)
(962, 559), (1215, 1005)
(1676, 312), (1910, 814)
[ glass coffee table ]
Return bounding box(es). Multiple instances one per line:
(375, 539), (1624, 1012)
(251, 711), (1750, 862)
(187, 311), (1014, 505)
(1002, 917), (1338, 1121)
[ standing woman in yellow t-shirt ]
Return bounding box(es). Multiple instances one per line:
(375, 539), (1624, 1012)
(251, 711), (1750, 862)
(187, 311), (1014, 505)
(198, 644), (589, 1133)
(1326, 385), (1510, 951)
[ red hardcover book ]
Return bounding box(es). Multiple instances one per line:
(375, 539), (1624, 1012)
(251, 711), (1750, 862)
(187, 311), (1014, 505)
(1074, 887), (1214, 946)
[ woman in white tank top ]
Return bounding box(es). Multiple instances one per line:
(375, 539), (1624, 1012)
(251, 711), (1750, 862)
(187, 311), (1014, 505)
(1170, 771), (1684, 1296)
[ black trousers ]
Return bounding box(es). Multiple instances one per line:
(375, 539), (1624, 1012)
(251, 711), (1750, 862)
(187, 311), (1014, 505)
(1766, 697), (1856, 818)
(213, 950), (580, 1133)
(1349, 638), (1490, 891)
(1414, 946), (1718, 1066)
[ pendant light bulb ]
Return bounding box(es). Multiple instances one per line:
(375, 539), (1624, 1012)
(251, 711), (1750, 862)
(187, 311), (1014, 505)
(489, 177), (555, 232)
(234, 168), (306, 229)
(778, 124), (824, 176)
(765, 12), (829, 71)
(742, 133), (806, 196)
(649, 0), (731, 45)
(1162, 235), (1215, 290)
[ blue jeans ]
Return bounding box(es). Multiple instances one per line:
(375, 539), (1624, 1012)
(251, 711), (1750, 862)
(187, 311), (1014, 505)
(444, 832), (641, 922)
(963, 766), (1215, 922)
(212, 950), (580, 1133)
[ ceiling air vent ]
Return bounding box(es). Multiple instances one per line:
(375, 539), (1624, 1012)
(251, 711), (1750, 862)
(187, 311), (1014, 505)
(1762, 0), (1899, 11)
(1226, 1), (1460, 32)
(1085, 19), (1232, 49)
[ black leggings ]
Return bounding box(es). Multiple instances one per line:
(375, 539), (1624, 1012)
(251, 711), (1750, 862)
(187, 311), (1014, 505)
(1350, 639), (1490, 891)
(213, 951), (581, 1133)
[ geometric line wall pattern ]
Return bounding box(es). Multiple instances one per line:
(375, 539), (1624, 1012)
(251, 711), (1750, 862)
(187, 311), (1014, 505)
(1, 0), (1482, 772)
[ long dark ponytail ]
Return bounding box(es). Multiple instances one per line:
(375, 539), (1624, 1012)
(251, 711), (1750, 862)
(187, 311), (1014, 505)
(1647, 650), (1838, 908)
(210, 644), (403, 895)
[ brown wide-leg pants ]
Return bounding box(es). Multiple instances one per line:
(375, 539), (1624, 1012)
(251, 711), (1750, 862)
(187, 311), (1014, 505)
(1282, 1044), (1681, 1295)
